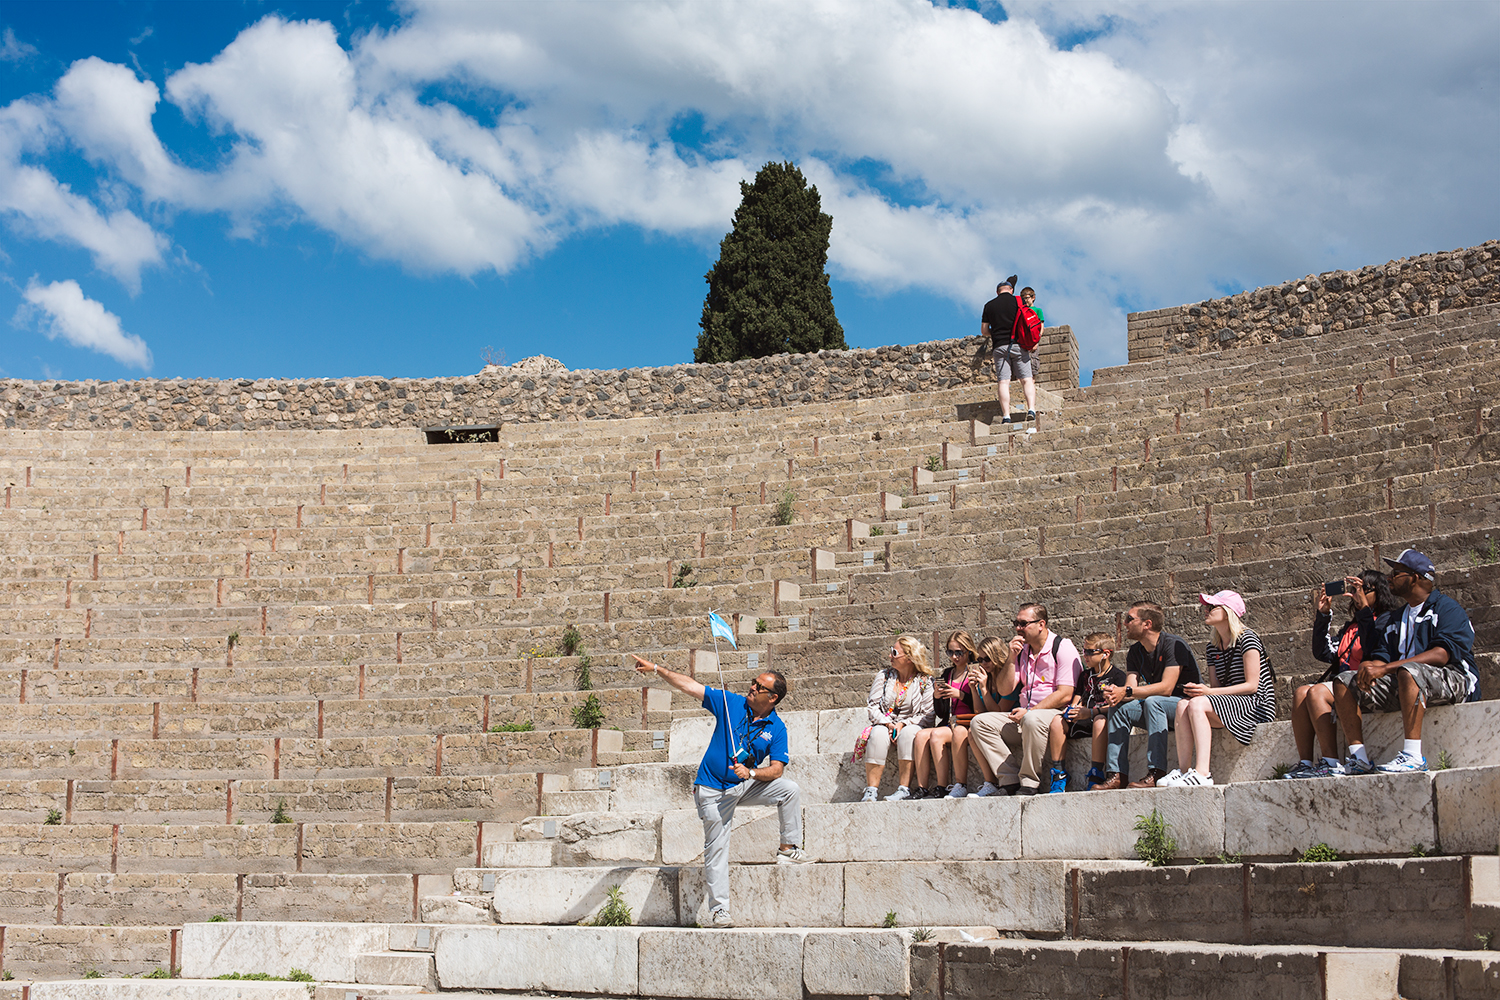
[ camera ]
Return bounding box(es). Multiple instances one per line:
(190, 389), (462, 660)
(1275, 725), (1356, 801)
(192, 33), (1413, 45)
(1324, 580), (1346, 597)
(732, 746), (758, 767)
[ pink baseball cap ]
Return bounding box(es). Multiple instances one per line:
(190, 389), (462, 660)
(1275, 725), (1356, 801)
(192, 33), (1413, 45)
(1198, 590), (1246, 617)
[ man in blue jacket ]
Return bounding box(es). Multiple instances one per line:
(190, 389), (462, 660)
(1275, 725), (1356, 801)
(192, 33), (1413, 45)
(1332, 549), (1478, 774)
(633, 654), (810, 928)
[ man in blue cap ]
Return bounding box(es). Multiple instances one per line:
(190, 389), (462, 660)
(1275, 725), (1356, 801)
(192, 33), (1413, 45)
(1331, 548), (1479, 773)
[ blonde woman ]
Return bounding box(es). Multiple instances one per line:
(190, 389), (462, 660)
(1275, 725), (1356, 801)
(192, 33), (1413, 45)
(1164, 591), (1277, 787)
(957, 635), (1016, 797)
(854, 634), (935, 801)
(910, 630), (984, 798)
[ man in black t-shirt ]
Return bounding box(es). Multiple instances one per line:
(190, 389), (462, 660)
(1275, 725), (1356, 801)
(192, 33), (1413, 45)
(979, 275), (1036, 425)
(1094, 601), (1202, 790)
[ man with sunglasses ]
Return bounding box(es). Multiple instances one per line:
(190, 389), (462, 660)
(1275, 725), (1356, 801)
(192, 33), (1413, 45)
(1095, 602), (1201, 790)
(1331, 549), (1478, 774)
(970, 604), (1081, 794)
(632, 654), (810, 928)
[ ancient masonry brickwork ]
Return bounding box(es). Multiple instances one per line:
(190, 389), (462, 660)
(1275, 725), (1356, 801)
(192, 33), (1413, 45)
(0, 327), (1077, 433)
(1127, 239), (1497, 363)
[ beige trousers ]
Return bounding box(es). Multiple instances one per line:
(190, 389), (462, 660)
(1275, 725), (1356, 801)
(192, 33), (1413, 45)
(970, 708), (1061, 789)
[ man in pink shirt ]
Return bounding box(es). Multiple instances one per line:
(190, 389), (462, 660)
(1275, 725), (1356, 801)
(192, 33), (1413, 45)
(970, 603), (1083, 794)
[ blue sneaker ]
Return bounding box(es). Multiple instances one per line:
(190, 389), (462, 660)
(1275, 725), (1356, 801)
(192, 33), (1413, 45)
(1282, 761), (1317, 780)
(1376, 751), (1428, 773)
(1084, 766), (1105, 791)
(1048, 767), (1069, 793)
(1342, 754), (1377, 775)
(1307, 759), (1347, 778)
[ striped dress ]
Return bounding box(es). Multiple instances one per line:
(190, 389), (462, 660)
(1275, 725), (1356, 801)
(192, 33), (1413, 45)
(1205, 629), (1278, 745)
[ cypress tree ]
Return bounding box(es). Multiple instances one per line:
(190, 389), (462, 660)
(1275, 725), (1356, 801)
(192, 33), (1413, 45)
(694, 162), (845, 363)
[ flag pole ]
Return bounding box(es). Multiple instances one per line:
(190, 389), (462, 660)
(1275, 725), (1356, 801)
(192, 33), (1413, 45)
(708, 610), (741, 767)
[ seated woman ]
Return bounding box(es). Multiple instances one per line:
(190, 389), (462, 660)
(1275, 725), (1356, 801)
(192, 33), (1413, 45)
(956, 635), (1016, 797)
(854, 634), (935, 801)
(1163, 591), (1277, 787)
(1286, 570), (1400, 778)
(911, 630), (985, 798)
(1046, 632), (1124, 792)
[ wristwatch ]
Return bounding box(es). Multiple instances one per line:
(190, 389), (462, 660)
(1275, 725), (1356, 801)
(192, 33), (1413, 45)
(749, 768), (758, 780)
(1125, 686), (1134, 699)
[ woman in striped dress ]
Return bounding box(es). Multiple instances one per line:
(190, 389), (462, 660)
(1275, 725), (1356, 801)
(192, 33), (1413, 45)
(1162, 590), (1277, 787)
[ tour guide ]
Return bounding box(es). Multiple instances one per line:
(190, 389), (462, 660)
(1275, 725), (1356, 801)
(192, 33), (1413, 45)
(632, 654), (811, 927)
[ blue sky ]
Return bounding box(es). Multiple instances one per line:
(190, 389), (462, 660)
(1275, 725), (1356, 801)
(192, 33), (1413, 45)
(1, 1), (1496, 384)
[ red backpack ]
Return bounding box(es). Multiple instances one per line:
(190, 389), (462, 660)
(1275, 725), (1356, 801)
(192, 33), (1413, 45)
(1011, 298), (1043, 351)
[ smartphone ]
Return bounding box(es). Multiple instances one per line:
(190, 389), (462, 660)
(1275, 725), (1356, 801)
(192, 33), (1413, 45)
(1324, 580), (1346, 597)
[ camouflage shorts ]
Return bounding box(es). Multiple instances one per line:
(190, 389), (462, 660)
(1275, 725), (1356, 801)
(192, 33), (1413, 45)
(1335, 661), (1469, 713)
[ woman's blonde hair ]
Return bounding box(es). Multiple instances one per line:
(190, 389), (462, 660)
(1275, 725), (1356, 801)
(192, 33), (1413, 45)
(1212, 605), (1248, 647)
(977, 635), (1013, 696)
(894, 634), (934, 676)
(946, 629), (979, 662)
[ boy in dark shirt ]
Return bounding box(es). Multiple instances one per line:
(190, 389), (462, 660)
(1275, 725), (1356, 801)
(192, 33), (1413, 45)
(1047, 632), (1126, 791)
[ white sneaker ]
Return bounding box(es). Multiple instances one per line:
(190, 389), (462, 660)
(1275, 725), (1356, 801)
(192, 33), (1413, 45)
(710, 908), (734, 927)
(972, 781), (1001, 797)
(1156, 769), (1184, 788)
(885, 786), (911, 801)
(775, 846), (812, 865)
(1176, 768), (1214, 787)
(860, 786), (879, 802)
(947, 783), (969, 798)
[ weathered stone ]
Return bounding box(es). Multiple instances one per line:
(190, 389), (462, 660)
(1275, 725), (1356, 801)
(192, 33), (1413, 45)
(677, 860), (842, 928)
(1021, 786), (1224, 861)
(489, 866), (678, 925)
(806, 798), (1021, 862)
(433, 924), (640, 993)
(843, 860), (1068, 932)
(1223, 771), (1434, 858)
(638, 928), (805, 1000)
(179, 920), (388, 982)
(803, 929), (910, 996)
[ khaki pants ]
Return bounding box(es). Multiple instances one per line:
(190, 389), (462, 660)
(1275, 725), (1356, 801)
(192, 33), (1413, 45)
(971, 709), (1061, 790)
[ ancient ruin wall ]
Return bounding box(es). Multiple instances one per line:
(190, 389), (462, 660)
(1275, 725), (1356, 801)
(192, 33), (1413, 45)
(1127, 239), (1498, 363)
(0, 327), (1077, 433)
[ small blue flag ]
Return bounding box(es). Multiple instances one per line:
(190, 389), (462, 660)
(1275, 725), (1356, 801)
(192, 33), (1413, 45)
(708, 612), (738, 649)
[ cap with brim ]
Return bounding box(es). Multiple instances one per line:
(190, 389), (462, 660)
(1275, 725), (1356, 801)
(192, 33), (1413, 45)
(1382, 548), (1436, 580)
(1198, 590), (1246, 617)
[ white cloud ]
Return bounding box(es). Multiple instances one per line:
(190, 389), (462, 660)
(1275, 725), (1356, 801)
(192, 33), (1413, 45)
(0, 28), (38, 63)
(17, 278), (153, 369)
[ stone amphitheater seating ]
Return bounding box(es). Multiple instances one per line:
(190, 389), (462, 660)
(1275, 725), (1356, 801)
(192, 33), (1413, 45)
(0, 302), (1497, 997)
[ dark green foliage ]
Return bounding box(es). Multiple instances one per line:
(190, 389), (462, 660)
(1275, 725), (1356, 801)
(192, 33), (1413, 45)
(695, 162), (845, 363)
(591, 884), (633, 926)
(572, 693), (604, 730)
(1297, 843), (1340, 863)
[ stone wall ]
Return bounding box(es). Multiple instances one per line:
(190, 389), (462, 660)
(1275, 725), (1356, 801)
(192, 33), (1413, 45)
(1127, 239), (1498, 363)
(0, 327), (1077, 432)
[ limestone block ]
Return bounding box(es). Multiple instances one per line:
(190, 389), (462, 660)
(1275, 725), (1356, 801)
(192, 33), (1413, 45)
(1249, 858), (1467, 949)
(1223, 771), (1434, 857)
(434, 925), (640, 993)
(481, 840), (554, 867)
(490, 866), (678, 926)
(668, 716), (715, 764)
(1074, 864), (1243, 943)
(0, 824), (114, 872)
(30, 984), (311, 1000)
(1434, 765), (1500, 854)
(519, 811), (660, 866)
(1323, 950), (1399, 1000)
(660, 806), (779, 866)
(419, 893), (490, 924)
(1374, 700), (1500, 768)
(354, 951), (437, 990)
(1021, 786), (1224, 861)
(611, 763), (695, 812)
(803, 929), (910, 996)
(678, 861), (843, 928)
(180, 921), (389, 982)
(388, 923), (438, 951)
(298, 821), (477, 874)
(843, 861), (1068, 933)
(639, 928), (805, 1000)
(239, 873), (417, 923)
(806, 799), (1021, 863)
(817, 708), (865, 755)
(115, 823), (298, 874)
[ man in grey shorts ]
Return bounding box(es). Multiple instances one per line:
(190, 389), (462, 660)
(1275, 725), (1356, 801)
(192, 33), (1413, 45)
(979, 276), (1037, 425)
(1331, 548), (1478, 774)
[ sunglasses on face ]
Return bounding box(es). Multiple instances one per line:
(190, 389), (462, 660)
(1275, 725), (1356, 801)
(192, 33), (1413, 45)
(1122, 614), (1140, 624)
(1012, 619), (1038, 628)
(1082, 648), (1110, 656)
(748, 681), (769, 694)
(890, 646), (902, 657)
(946, 648), (968, 658)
